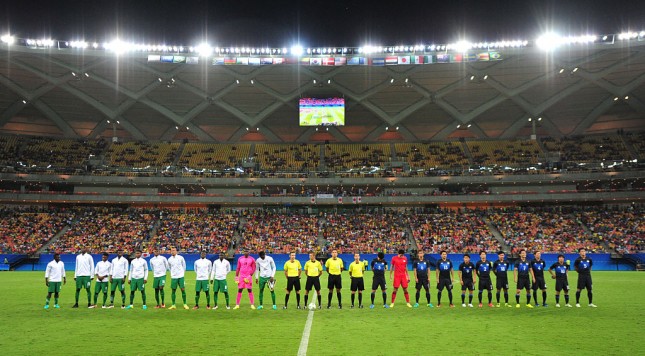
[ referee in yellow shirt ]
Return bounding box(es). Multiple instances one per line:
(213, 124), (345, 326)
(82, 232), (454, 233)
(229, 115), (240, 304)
(304, 252), (323, 309)
(325, 250), (344, 309)
(283, 252), (302, 309)
(349, 253), (366, 308)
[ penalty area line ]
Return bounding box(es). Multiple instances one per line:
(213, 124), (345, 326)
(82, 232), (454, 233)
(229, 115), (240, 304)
(297, 310), (314, 356)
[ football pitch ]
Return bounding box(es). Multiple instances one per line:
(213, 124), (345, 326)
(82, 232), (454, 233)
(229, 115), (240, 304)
(0, 271), (643, 355)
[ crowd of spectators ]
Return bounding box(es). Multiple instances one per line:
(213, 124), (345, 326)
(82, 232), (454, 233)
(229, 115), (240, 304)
(576, 207), (644, 253)
(321, 212), (409, 254)
(238, 212), (319, 254)
(488, 207), (605, 253)
(410, 210), (500, 253)
(149, 210), (238, 253)
(49, 208), (157, 253)
(0, 207), (70, 254)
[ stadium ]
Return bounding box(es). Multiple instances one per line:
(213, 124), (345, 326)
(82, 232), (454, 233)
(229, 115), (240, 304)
(0, 8), (644, 355)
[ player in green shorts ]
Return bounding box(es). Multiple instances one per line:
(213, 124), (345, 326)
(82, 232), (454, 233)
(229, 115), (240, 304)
(255, 251), (277, 310)
(193, 251), (212, 309)
(210, 254), (232, 309)
(91, 253), (111, 308)
(167, 247), (189, 310)
(126, 250), (149, 310)
(149, 250), (170, 308)
(109, 249), (128, 309)
(44, 253), (66, 309)
(73, 247), (95, 308)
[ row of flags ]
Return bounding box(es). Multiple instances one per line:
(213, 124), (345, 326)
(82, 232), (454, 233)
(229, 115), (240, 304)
(310, 197), (362, 204)
(148, 52), (502, 66)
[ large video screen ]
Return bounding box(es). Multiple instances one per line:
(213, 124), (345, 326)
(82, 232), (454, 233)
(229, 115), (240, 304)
(299, 98), (345, 126)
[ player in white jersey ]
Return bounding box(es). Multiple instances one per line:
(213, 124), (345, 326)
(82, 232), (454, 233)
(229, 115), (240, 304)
(126, 250), (149, 310)
(210, 253), (232, 310)
(255, 251), (277, 310)
(73, 247), (95, 308)
(108, 249), (129, 309)
(167, 247), (189, 310)
(193, 251), (213, 309)
(44, 253), (66, 309)
(149, 250), (170, 308)
(91, 253), (112, 308)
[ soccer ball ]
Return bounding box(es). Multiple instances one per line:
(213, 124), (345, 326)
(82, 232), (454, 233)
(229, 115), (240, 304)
(308, 303), (316, 310)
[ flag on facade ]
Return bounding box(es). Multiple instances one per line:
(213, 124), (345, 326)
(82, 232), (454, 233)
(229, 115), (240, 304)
(248, 57), (261, 65)
(477, 52), (490, 61)
(311, 197), (316, 204)
(371, 58), (385, 66)
(322, 57), (335, 66)
(147, 55), (161, 62)
(224, 58), (236, 65)
(273, 58), (284, 64)
(186, 57), (199, 64)
(261, 58), (274, 65)
(347, 57), (366, 65)
(310, 58), (322, 65)
(338, 197), (343, 204)
(397, 56), (411, 64)
(334, 57), (347, 66)
(213, 57), (225, 65)
(385, 56), (398, 65)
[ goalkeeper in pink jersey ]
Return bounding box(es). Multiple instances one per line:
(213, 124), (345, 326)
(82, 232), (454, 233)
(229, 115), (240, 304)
(234, 251), (256, 309)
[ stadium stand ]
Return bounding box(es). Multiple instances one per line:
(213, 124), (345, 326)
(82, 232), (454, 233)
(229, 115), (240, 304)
(488, 207), (605, 253)
(321, 212), (409, 254)
(324, 144), (392, 170)
(467, 140), (542, 167)
(0, 207), (70, 254)
(395, 142), (469, 169)
(576, 207), (644, 254)
(541, 135), (633, 163)
(255, 143), (319, 171)
(105, 141), (180, 168)
(239, 212), (319, 254)
(149, 211), (238, 253)
(179, 143), (252, 173)
(410, 210), (500, 253)
(49, 208), (157, 253)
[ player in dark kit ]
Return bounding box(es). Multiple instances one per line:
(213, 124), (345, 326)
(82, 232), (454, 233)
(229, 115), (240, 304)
(435, 251), (454, 308)
(459, 253), (477, 308)
(530, 251), (548, 307)
(370, 252), (389, 309)
(514, 249), (534, 308)
(475, 251), (494, 308)
(493, 252), (512, 307)
(574, 248), (597, 308)
(413, 251), (433, 308)
(548, 254), (572, 307)
(458, 254), (477, 307)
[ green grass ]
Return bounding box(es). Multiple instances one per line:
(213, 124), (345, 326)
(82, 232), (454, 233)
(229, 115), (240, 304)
(0, 272), (643, 355)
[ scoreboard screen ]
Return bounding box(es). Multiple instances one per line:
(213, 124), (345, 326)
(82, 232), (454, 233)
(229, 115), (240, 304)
(299, 98), (345, 126)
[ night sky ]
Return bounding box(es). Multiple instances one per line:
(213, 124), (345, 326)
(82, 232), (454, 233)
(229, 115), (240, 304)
(2, 0), (645, 46)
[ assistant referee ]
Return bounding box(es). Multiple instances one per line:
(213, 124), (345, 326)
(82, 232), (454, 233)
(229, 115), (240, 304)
(325, 250), (344, 309)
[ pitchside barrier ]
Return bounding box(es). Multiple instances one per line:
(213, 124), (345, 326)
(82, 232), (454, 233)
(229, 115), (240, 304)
(9, 253), (635, 271)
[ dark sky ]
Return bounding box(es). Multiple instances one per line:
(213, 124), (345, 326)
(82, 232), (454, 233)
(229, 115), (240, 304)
(2, 0), (645, 46)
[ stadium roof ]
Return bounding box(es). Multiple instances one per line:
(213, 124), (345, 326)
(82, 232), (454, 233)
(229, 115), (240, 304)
(1, 40), (644, 143)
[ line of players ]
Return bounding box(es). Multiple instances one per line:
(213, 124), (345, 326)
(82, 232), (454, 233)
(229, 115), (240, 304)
(43, 246), (597, 310)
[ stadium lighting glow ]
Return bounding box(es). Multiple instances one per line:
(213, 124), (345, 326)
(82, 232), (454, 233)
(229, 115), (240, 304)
(536, 33), (562, 51)
(1, 34), (15, 45)
(452, 40), (472, 53)
(624, 95), (629, 100)
(290, 45), (303, 56)
(105, 39), (131, 54)
(195, 43), (213, 57)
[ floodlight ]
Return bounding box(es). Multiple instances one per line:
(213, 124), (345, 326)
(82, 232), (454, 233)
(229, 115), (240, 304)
(453, 40), (472, 53)
(290, 45), (303, 56)
(1, 34), (15, 44)
(536, 33), (562, 51)
(195, 43), (213, 57)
